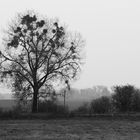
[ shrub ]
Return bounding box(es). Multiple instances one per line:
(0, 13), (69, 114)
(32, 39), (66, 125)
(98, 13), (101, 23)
(0, 107), (21, 119)
(130, 89), (140, 112)
(72, 102), (89, 114)
(38, 100), (69, 115)
(112, 85), (137, 112)
(0, 108), (3, 114)
(38, 100), (57, 113)
(90, 96), (111, 114)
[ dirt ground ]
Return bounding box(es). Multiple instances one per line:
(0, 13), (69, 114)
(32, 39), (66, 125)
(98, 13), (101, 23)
(0, 119), (140, 140)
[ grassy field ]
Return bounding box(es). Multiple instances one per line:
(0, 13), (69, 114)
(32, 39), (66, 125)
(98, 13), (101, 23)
(0, 119), (140, 140)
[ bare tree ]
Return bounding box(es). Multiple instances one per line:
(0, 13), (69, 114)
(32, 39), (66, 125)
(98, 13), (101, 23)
(0, 12), (84, 113)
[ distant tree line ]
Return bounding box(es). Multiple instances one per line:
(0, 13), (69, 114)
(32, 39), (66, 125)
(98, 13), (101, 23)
(1, 84), (140, 119)
(73, 84), (140, 114)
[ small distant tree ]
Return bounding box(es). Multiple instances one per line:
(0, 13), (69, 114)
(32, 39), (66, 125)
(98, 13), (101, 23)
(112, 85), (135, 112)
(0, 12), (84, 113)
(130, 89), (140, 112)
(90, 96), (111, 114)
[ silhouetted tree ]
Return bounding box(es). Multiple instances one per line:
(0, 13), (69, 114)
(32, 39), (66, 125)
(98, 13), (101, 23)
(112, 85), (135, 112)
(0, 12), (84, 113)
(130, 89), (140, 112)
(90, 96), (111, 114)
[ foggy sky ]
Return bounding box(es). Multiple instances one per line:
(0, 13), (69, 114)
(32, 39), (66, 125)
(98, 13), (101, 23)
(0, 0), (140, 90)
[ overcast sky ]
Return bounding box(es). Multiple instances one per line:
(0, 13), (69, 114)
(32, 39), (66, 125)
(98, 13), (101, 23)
(0, 0), (140, 91)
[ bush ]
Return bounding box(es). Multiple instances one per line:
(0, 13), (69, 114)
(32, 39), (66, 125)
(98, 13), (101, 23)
(72, 102), (89, 114)
(0, 107), (21, 119)
(112, 85), (137, 112)
(90, 96), (111, 114)
(130, 89), (140, 112)
(0, 108), (3, 114)
(38, 100), (57, 113)
(0, 101), (29, 119)
(38, 100), (69, 115)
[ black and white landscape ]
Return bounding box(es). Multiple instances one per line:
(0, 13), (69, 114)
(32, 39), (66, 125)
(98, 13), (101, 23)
(0, 0), (140, 139)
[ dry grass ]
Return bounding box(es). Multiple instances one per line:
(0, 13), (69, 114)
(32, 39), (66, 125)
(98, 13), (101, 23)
(0, 119), (140, 140)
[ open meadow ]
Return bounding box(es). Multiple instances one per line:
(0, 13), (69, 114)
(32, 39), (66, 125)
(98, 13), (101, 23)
(0, 118), (140, 140)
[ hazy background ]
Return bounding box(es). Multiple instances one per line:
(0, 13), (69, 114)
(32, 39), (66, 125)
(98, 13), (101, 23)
(0, 0), (140, 93)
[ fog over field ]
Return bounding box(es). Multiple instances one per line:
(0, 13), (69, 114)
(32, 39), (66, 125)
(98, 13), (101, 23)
(0, 1), (140, 139)
(0, 86), (111, 110)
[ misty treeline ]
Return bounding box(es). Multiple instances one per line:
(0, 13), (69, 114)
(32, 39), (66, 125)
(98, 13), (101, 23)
(1, 84), (140, 119)
(74, 84), (140, 115)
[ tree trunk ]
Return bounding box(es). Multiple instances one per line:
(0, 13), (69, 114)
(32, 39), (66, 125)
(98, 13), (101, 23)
(32, 88), (38, 113)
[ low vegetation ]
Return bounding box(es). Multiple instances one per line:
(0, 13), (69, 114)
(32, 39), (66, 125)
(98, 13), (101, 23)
(0, 84), (140, 119)
(72, 84), (140, 116)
